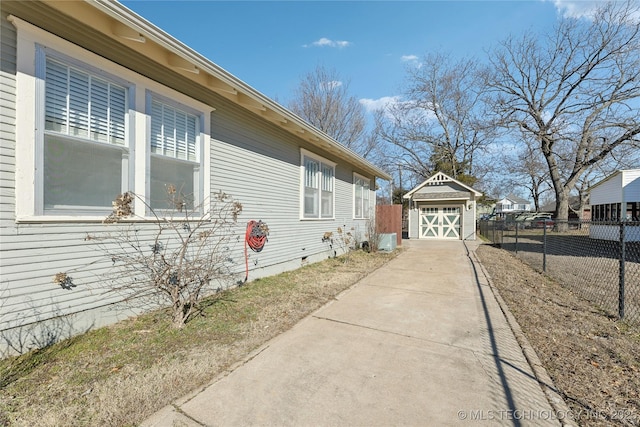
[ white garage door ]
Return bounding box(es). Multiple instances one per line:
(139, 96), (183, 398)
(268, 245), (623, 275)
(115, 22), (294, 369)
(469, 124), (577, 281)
(420, 206), (461, 239)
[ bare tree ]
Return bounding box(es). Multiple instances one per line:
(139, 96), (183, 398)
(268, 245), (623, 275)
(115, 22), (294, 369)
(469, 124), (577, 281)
(374, 53), (493, 185)
(487, 1), (640, 226)
(289, 65), (367, 154)
(502, 131), (553, 212)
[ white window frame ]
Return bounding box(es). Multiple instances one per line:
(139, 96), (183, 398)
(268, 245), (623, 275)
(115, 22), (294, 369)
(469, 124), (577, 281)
(146, 92), (204, 214)
(12, 16), (211, 222)
(37, 47), (132, 216)
(300, 149), (335, 220)
(353, 173), (371, 219)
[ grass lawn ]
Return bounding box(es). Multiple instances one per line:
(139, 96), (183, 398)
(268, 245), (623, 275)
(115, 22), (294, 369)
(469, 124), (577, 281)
(0, 249), (398, 427)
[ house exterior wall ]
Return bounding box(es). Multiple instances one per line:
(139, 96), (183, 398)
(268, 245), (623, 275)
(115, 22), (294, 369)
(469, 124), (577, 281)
(0, 6), (380, 354)
(408, 209), (419, 239)
(495, 197), (530, 213)
(590, 173), (623, 205)
(0, 11), (17, 232)
(2, 10), (130, 346)
(623, 171), (640, 203)
(462, 202), (477, 240)
(589, 170), (640, 242)
(209, 98), (376, 277)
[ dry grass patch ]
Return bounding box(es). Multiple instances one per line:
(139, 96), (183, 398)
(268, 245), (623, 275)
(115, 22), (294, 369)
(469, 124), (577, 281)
(476, 244), (640, 426)
(0, 249), (398, 427)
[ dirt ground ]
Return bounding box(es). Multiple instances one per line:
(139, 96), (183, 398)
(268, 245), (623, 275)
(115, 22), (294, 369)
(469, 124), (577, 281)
(498, 233), (640, 324)
(476, 244), (640, 426)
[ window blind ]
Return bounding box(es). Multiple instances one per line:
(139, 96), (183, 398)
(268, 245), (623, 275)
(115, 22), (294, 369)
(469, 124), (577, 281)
(45, 58), (126, 145)
(150, 99), (197, 161)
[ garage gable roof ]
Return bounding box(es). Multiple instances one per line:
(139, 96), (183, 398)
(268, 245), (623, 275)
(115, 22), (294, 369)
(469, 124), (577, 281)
(403, 172), (482, 199)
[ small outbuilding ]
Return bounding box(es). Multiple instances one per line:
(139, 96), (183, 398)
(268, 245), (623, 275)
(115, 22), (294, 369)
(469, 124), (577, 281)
(404, 172), (483, 240)
(589, 169), (640, 242)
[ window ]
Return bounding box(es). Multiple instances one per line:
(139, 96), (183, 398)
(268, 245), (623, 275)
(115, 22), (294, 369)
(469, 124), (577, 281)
(630, 202), (640, 221)
(354, 174), (370, 219)
(591, 203), (625, 221)
(42, 56), (128, 214)
(149, 97), (201, 211)
(301, 151), (334, 219)
(13, 19), (212, 221)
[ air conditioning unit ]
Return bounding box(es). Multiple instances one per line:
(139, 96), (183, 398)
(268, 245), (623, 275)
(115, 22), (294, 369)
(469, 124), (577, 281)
(378, 233), (397, 251)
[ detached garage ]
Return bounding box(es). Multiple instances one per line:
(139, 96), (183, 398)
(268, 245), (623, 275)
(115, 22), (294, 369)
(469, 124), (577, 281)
(404, 172), (482, 240)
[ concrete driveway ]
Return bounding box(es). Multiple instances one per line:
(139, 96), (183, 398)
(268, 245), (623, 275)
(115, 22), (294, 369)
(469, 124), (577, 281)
(142, 240), (569, 426)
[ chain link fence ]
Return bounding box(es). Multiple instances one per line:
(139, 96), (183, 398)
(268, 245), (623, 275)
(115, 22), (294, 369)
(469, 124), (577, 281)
(478, 219), (640, 324)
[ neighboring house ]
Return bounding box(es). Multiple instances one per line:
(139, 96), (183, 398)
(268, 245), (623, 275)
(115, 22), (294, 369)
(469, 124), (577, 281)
(476, 201), (496, 220)
(403, 172), (482, 240)
(589, 169), (640, 242)
(0, 1), (391, 352)
(540, 196), (591, 221)
(495, 195), (531, 216)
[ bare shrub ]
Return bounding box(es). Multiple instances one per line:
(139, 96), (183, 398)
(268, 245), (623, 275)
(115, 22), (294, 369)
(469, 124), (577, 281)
(365, 218), (381, 253)
(95, 189), (243, 328)
(322, 226), (356, 262)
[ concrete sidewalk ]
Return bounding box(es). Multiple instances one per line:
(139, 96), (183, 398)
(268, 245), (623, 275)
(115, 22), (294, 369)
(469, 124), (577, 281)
(142, 240), (567, 426)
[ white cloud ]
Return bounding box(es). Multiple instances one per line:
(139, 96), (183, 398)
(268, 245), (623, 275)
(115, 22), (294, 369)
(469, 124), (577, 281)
(401, 54), (419, 62)
(549, 0), (601, 19)
(360, 96), (400, 114)
(303, 37), (352, 48)
(548, 0), (640, 21)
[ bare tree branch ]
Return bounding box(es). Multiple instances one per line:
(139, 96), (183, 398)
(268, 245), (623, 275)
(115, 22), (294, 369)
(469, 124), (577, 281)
(289, 65), (367, 153)
(487, 0), (640, 224)
(374, 53), (494, 185)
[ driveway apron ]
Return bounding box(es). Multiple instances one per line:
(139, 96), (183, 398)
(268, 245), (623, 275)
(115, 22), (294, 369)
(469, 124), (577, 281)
(142, 240), (561, 426)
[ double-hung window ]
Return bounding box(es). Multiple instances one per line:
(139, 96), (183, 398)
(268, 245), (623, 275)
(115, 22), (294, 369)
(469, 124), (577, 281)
(42, 56), (128, 214)
(302, 151), (334, 219)
(149, 97), (201, 212)
(354, 174), (370, 219)
(14, 18), (212, 221)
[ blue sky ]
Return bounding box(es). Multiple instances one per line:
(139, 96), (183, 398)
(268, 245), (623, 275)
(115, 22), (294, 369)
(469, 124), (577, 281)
(120, 0), (602, 113)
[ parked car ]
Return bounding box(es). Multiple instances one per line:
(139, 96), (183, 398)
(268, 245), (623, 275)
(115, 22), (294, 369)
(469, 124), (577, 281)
(531, 216), (554, 229)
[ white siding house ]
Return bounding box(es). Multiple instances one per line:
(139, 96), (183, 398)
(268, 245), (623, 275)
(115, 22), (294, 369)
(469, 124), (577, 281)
(403, 172), (482, 240)
(589, 169), (640, 242)
(495, 195), (531, 216)
(0, 1), (391, 353)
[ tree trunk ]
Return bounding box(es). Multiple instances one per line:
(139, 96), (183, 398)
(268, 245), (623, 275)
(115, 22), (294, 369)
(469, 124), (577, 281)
(172, 301), (187, 328)
(555, 188), (571, 232)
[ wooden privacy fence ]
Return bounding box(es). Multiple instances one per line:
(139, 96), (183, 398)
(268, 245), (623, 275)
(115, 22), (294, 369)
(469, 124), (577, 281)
(376, 204), (402, 246)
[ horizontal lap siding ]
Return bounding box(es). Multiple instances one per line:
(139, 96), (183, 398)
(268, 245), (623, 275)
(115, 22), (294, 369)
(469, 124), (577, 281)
(0, 11), (219, 334)
(623, 171), (640, 202)
(0, 221), (176, 330)
(0, 8), (377, 339)
(211, 103), (329, 274)
(591, 174), (623, 205)
(0, 12), (17, 231)
(210, 103), (372, 277)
